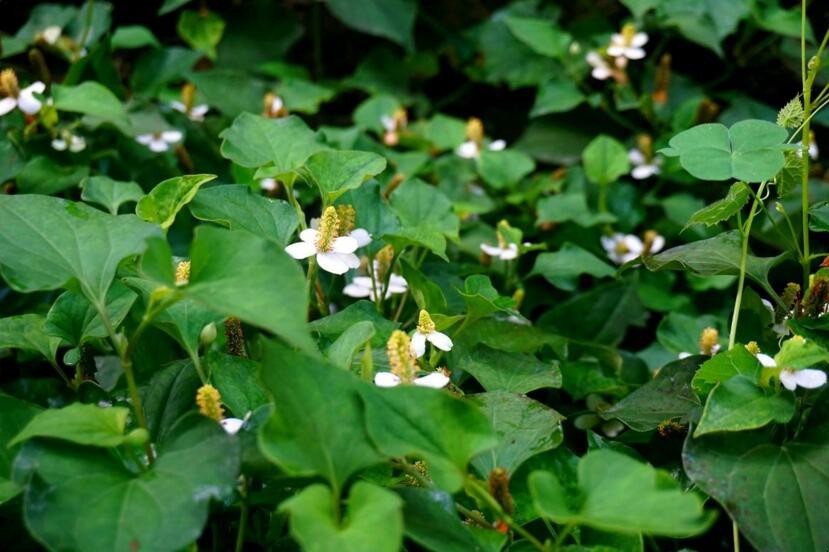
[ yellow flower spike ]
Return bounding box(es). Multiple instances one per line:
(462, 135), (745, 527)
(745, 341), (761, 355)
(417, 309), (436, 335)
(621, 23), (638, 45)
(465, 117), (484, 143)
(181, 82), (196, 112)
(375, 244), (395, 281)
(175, 260), (191, 285)
(336, 204), (357, 235)
(386, 330), (417, 383)
(196, 384), (224, 422)
(0, 69), (19, 98)
(315, 206), (340, 253)
(699, 327), (720, 356)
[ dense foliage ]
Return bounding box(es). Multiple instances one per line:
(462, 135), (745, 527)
(0, 1), (828, 551)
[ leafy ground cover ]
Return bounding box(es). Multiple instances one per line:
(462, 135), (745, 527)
(0, 1), (828, 551)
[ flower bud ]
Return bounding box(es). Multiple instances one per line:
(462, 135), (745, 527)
(199, 321), (217, 348)
(465, 117), (484, 143)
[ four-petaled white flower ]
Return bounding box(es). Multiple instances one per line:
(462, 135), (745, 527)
(343, 264), (408, 301)
(0, 80), (46, 116)
(411, 310), (453, 358)
(607, 26), (648, 60)
(755, 353), (827, 391)
(456, 139), (506, 159)
(628, 148), (661, 180)
(285, 207), (361, 275)
(586, 51), (613, 80)
(171, 100), (209, 122)
(136, 130), (183, 152)
(601, 231), (664, 265)
(374, 370), (450, 388)
(480, 241), (518, 260)
(51, 132), (86, 153)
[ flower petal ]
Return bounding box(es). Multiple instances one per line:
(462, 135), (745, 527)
(332, 236), (359, 254)
(456, 141), (479, 159)
(410, 332), (427, 358)
(631, 32), (649, 47)
(628, 148), (646, 165)
(343, 283), (371, 298)
(299, 228), (319, 244)
(793, 368), (827, 389)
(427, 331), (453, 352)
(135, 133), (154, 145)
(349, 228), (372, 247)
(220, 418), (245, 435)
(779, 369), (798, 390)
(285, 241), (317, 259)
(756, 353), (776, 368)
(338, 253), (361, 269)
(632, 164), (659, 180)
(414, 372), (450, 389)
(374, 372), (401, 387)
(316, 252), (349, 275)
(480, 243), (503, 257)
(17, 91), (42, 114)
(161, 130), (183, 143)
(69, 136), (86, 152)
(51, 139), (67, 151)
(625, 47), (646, 60)
(0, 97), (17, 116)
(149, 139), (169, 152)
(500, 244), (519, 260)
(649, 234), (665, 254)
(488, 139), (506, 151)
(170, 101), (187, 113)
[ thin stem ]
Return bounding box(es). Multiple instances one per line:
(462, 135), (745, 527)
(733, 520), (741, 552)
(392, 290), (409, 322)
(285, 183), (307, 230)
(234, 477), (249, 552)
(553, 523), (574, 551)
(728, 181), (768, 350)
(49, 360), (73, 388)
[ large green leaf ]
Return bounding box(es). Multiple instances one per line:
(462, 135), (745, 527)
(531, 244), (615, 291)
(477, 150), (535, 190)
(582, 135), (630, 186)
(458, 345), (561, 394)
(189, 184), (298, 247)
(535, 193), (616, 228)
(207, 352), (268, 417)
(470, 391), (563, 476)
(259, 341), (383, 491)
(530, 449), (715, 536)
(530, 78), (583, 116)
(324, 0), (416, 49)
(360, 385), (498, 492)
(53, 82), (131, 133)
(503, 16), (570, 58)
(602, 357), (701, 432)
(686, 181), (751, 228)
(660, 120), (788, 182)
(14, 414), (239, 552)
(683, 397), (829, 551)
(219, 113), (327, 173)
(0, 195), (161, 308)
(45, 282), (137, 348)
(16, 156), (90, 195)
(300, 150), (387, 202)
(386, 179), (459, 260)
(184, 226), (312, 351)
(692, 345), (761, 397)
(694, 376), (794, 437)
(9, 402), (130, 448)
(81, 176), (145, 215)
(136, 174), (216, 229)
(0, 314), (61, 365)
(280, 482), (404, 552)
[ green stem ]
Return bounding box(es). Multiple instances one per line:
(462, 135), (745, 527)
(234, 477), (249, 552)
(728, 181), (768, 350)
(285, 183), (307, 230)
(553, 523), (574, 551)
(49, 360), (73, 388)
(733, 520), (741, 552)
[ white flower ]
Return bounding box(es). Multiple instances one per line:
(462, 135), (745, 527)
(260, 178), (277, 192)
(628, 148), (661, 179)
(373, 370), (450, 389)
(456, 139), (507, 159)
(601, 233), (644, 264)
(480, 241), (518, 260)
(171, 100), (209, 122)
(219, 411), (251, 435)
(754, 352), (826, 391)
(796, 140), (819, 160)
(41, 25), (62, 45)
(607, 27), (648, 60)
(309, 214), (371, 248)
(343, 265), (408, 301)
(0, 81), (46, 116)
(761, 298), (790, 337)
(381, 115), (397, 132)
(411, 310), (453, 358)
(51, 133), (86, 153)
(285, 207), (361, 275)
(135, 130), (183, 152)
(586, 51), (613, 80)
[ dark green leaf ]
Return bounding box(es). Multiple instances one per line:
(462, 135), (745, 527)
(136, 174), (216, 229)
(459, 345), (561, 394)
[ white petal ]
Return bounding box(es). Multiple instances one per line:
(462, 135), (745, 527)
(411, 332), (427, 358)
(299, 228), (319, 244)
(271, 96), (284, 112)
(191, 104), (209, 117)
(414, 372), (450, 389)
(316, 252), (349, 275)
(592, 67), (611, 80)
(351, 276), (374, 288)
(622, 235), (644, 254)
(456, 141), (479, 159)
(388, 274), (408, 289)
(649, 235), (665, 254)
(387, 281), (407, 294)
(631, 32), (649, 47)
(339, 253), (361, 269)
(500, 244), (519, 260)
(332, 236), (359, 254)
(349, 228), (372, 247)
(220, 418), (245, 435)
(606, 45), (625, 57)
(678, 352), (691, 359)
(381, 115), (396, 131)
(756, 353), (776, 368)
(0, 97), (17, 116)
(628, 148), (646, 165)
(343, 283), (371, 298)
(480, 243), (503, 256)
(161, 130), (183, 143)
(285, 241), (317, 259)
(23, 82), (46, 94)
(374, 372), (401, 387)
(51, 138), (67, 151)
(42, 26), (62, 44)
(625, 47), (646, 60)
(427, 331), (453, 352)
(586, 51), (603, 67)
(488, 139), (506, 151)
(260, 178), (277, 191)
(779, 370), (798, 391)
(17, 91), (42, 114)
(170, 101), (187, 113)
(793, 369), (827, 389)
(600, 235), (618, 253)
(620, 251), (641, 264)
(136, 133), (154, 145)
(69, 136), (86, 152)
(149, 139), (169, 152)
(809, 143), (818, 159)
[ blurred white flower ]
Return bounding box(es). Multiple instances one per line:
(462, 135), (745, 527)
(601, 231), (664, 265)
(754, 352), (827, 391)
(260, 178), (277, 192)
(607, 25), (648, 60)
(343, 264), (408, 301)
(135, 130), (183, 152)
(628, 148), (661, 179)
(171, 100), (209, 122)
(456, 139), (506, 159)
(480, 241), (518, 260)
(0, 77), (46, 116)
(373, 370), (450, 388)
(586, 51), (613, 80)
